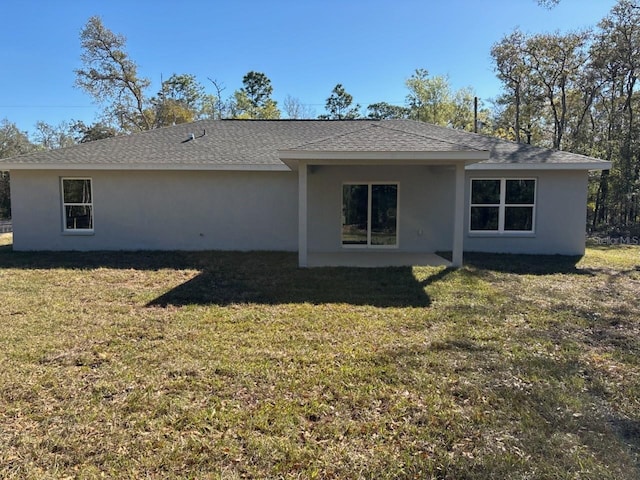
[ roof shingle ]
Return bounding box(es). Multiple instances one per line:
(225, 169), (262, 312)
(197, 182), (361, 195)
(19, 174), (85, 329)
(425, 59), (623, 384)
(0, 119), (608, 169)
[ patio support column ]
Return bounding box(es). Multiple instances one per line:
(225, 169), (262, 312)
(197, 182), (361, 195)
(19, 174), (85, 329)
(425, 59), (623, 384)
(298, 161), (308, 267)
(452, 162), (465, 267)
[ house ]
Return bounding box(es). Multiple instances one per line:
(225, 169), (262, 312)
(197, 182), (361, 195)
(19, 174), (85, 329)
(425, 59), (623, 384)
(0, 119), (610, 267)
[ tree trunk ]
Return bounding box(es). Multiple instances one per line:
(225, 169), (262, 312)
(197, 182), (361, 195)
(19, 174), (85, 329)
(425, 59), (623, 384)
(593, 169), (610, 230)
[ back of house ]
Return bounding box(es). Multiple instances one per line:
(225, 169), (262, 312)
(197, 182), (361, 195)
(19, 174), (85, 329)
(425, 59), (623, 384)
(0, 119), (610, 267)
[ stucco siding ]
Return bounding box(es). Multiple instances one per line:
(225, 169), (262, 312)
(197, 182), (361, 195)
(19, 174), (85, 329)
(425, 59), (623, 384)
(307, 165), (455, 253)
(464, 170), (588, 255)
(10, 167), (590, 257)
(10, 170), (298, 251)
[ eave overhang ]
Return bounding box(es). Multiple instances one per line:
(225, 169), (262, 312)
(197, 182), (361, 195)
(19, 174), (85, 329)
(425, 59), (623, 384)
(466, 161), (612, 171)
(0, 163), (292, 172)
(278, 150), (490, 170)
(0, 157), (610, 173)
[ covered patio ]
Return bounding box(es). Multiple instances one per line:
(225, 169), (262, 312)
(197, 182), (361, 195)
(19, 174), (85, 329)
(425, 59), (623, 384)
(279, 124), (489, 268)
(307, 251), (451, 268)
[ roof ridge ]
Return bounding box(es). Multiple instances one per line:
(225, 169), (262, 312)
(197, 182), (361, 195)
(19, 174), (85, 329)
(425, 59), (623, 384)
(286, 122), (380, 150)
(376, 122), (486, 152)
(220, 118), (376, 122)
(386, 118), (559, 152)
(387, 119), (597, 159)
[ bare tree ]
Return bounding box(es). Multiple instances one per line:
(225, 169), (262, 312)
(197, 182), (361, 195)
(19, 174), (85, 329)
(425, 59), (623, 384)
(75, 16), (152, 132)
(537, 0), (561, 7)
(283, 95), (315, 119)
(207, 78), (230, 119)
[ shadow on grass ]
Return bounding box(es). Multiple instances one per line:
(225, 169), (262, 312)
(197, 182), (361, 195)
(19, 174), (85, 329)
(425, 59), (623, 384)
(610, 417), (640, 460)
(0, 250), (441, 307)
(462, 252), (587, 275)
(147, 252), (439, 308)
(0, 249), (597, 307)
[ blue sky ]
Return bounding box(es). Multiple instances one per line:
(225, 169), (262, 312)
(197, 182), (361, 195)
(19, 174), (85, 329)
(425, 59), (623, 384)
(0, 0), (618, 135)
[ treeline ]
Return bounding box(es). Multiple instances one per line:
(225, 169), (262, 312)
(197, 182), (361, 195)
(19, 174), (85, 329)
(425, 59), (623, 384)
(2, 1), (639, 234)
(491, 0), (640, 233)
(0, 15), (487, 220)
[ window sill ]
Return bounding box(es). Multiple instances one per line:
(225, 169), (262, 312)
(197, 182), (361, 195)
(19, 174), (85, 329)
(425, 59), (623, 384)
(468, 231), (536, 238)
(341, 244), (399, 250)
(62, 230), (95, 236)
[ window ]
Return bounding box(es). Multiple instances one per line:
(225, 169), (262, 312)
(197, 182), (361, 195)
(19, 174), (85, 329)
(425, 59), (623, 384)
(470, 178), (535, 233)
(342, 183), (398, 247)
(61, 178), (93, 232)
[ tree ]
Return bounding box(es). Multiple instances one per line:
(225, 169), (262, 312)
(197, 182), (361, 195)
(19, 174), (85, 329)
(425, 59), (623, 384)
(0, 119), (37, 218)
(0, 171), (8, 219)
(537, 0), (561, 7)
(490, 1), (640, 233)
(589, 0), (640, 229)
(491, 29), (537, 143)
(319, 84), (361, 120)
(0, 119), (35, 157)
(231, 71), (280, 119)
(32, 121), (76, 150)
(450, 87), (481, 131)
(405, 69), (480, 130)
(75, 16), (152, 132)
(366, 102), (410, 120)
(240, 71), (273, 108)
(491, 29), (589, 148)
(405, 69), (453, 125)
(71, 121), (118, 143)
(152, 73), (209, 126)
(283, 95), (315, 119)
(526, 31), (589, 149)
(207, 78), (230, 120)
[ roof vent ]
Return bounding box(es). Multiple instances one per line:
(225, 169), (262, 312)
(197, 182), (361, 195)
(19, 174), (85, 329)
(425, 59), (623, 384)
(181, 133), (196, 144)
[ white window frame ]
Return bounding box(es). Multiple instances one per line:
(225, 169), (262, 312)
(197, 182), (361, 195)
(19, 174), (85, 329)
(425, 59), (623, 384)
(341, 182), (399, 249)
(469, 178), (536, 234)
(61, 177), (94, 234)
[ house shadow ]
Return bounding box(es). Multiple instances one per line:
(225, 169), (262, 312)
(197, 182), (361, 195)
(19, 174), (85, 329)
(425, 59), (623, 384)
(0, 249), (438, 308)
(461, 251), (589, 276)
(147, 252), (441, 308)
(1, 248), (597, 307)
(609, 417), (640, 461)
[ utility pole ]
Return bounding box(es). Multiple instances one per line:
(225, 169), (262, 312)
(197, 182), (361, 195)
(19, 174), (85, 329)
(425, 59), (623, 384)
(474, 97), (478, 133)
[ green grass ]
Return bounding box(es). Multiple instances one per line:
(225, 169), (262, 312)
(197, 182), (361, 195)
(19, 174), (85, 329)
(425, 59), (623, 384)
(0, 233), (639, 478)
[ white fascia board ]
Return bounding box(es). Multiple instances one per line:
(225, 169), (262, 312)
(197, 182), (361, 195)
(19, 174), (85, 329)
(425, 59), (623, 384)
(279, 150), (489, 161)
(0, 162), (292, 172)
(279, 150), (490, 170)
(466, 161), (612, 171)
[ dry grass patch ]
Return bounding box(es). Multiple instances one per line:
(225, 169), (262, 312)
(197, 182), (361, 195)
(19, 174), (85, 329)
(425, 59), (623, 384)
(0, 242), (639, 478)
(0, 232), (11, 247)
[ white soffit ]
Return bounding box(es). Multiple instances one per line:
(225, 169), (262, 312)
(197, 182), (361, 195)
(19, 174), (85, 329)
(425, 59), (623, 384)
(0, 163), (292, 172)
(278, 150), (490, 170)
(466, 161), (612, 171)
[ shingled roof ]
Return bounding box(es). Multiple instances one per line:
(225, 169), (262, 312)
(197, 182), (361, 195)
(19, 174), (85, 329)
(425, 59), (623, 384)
(284, 122), (483, 153)
(0, 119), (610, 170)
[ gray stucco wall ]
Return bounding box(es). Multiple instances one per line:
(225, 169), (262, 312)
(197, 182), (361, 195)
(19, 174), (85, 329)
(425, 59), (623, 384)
(10, 170), (298, 251)
(307, 166), (588, 256)
(307, 165), (455, 253)
(10, 166), (589, 256)
(464, 169), (588, 256)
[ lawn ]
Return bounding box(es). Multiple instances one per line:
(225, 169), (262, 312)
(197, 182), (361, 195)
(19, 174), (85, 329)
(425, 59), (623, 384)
(0, 232), (639, 479)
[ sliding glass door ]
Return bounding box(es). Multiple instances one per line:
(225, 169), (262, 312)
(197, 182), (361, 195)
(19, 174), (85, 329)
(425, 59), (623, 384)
(342, 183), (398, 247)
